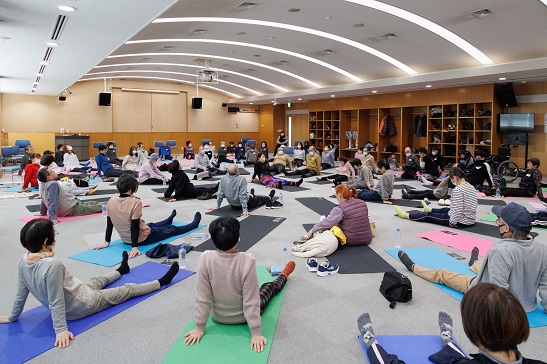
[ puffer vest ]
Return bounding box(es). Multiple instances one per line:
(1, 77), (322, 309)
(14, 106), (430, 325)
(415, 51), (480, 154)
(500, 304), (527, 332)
(337, 198), (373, 246)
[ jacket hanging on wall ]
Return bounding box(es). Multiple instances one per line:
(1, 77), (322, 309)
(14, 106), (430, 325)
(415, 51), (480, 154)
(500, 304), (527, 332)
(380, 115), (396, 137)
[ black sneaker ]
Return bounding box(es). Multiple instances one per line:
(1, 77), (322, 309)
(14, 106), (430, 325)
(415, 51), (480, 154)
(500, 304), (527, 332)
(197, 192), (213, 200)
(269, 201), (283, 209)
(266, 201), (273, 209)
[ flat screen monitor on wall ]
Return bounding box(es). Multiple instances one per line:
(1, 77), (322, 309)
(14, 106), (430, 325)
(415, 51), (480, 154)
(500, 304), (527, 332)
(498, 113), (535, 133)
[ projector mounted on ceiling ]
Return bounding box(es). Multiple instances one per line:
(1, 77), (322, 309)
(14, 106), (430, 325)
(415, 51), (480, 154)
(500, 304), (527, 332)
(197, 69), (218, 84)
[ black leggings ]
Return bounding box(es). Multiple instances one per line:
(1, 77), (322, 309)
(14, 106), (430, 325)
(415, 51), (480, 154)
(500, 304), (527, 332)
(501, 187), (534, 198)
(402, 189), (437, 200)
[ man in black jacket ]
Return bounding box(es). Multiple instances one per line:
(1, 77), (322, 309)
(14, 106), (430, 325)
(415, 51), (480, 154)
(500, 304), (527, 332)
(465, 150), (493, 188)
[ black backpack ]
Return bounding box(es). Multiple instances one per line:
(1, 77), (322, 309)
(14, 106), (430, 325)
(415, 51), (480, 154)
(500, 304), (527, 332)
(379, 271), (412, 308)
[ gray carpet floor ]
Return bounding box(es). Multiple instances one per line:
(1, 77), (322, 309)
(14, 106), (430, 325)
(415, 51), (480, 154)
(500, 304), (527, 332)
(0, 165), (545, 364)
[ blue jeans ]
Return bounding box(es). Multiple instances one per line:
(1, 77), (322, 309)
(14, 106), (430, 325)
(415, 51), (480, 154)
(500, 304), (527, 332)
(139, 215), (197, 246)
(358, 189), (383, 201)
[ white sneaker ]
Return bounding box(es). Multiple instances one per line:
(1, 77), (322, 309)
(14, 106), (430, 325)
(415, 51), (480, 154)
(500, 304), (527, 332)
(444, 199), (451, 206)
(438, 199), (445, 206)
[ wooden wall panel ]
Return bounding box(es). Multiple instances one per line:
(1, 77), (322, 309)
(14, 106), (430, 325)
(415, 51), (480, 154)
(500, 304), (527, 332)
(458, 84), (493, 103)
(112, 90), (151, 132)
(401, 91), (429, 107)
(358, 95), (379, 109)
(427, 87), (457, 105)
(289, 114), (309, 145)
(258, 105), (274, 147)
(378, 93), (402, 108)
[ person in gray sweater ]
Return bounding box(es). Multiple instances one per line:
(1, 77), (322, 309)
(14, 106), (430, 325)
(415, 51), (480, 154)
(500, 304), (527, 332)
(0, 219), (180, 349)
(401, 147), (420, 179)
(38, 168), (103, 224)
(210, 164), (277, 216)
(357, 159), (395, 204)
(397, 202), (547, 313)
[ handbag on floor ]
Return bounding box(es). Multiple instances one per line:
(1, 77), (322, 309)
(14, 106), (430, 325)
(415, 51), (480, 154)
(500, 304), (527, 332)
(379, 271), (412, 309)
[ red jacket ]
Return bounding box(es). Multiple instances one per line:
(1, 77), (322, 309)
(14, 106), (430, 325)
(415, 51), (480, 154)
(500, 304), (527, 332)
(23, 163), (40, 188)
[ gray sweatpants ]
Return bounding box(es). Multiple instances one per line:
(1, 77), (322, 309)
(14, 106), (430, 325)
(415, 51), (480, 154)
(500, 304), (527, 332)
(85, 271), (160, 317)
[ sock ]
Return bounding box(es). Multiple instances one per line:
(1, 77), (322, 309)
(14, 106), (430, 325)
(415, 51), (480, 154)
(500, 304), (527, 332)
(250, 188), (255, 198)
(269, 189), (276, 199)
(167, 209), (177, 225)
(190, 212), (202, 229)
(421, 199), (432, 213)
(117, 251), (130, 275)
(438, 311), (454, 346)
(469, 247), (479, 267)
(296, 178), (303, 187)
(158, 262), (179, 286)
(276, 181), (283, 189)
(398, 251), (415, 271)
(394, 205), (408, 219)
(280, 261), (296, 277)
(357, 313), (378, 349)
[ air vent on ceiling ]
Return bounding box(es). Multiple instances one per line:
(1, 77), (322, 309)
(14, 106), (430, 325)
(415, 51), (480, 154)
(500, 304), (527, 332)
(189, 29), (207, 35)
(43, 47), (55, 61)
(35, 76), (41, 83)
(380, 33), (397, 40)
(278, 60), (289, 65)
(469, 9), (492, 18)
(50, 15), (68, 40)
(160, 45), (175, 50)
(235, 2), (258, 10)
(38, 65), (46, 74)
(321, 49), (334, 54)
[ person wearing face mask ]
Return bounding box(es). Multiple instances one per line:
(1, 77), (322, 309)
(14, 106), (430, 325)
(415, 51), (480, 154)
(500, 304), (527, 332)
(431, 146), (444, 171)
(227, 141), (236, 155)
(396, 202), (547, 314)
(244, 143), (258, 166)
(158, 141), (173, 161)
(401, 147), (420, 179)
(387, 153), (399, 171)
(275, 131), (288, 152)
(235, 142), (245, 163)
(184, 141), (195, 160)
(0, 219), (181, 349)
(394, 167), (477, 227)
(361, 147), (377, 172)
(193, 146), (224, 180)
(457, 150), (474, 172)
(320, 145), (337, 170)
(354, 147), (364, 161)
(20, 153), (41, 192)
(250, 152), (303, 189)
(464, 150), (493, 189)
(286, 146), (323, 178)
(499, 158), (546, 202)
(292, 142), (305, 168)
(271, 147), (293, 174)
(259, 141), (269, 160)
(63, 145), (91, 173)
(136, 142), (148, 166)
(203, 144), (213, 161)
(357, 159), (395, 204)
(417, 147), (441, 182)
(122, 146), (140, 171)
(216, 141), (234, 165)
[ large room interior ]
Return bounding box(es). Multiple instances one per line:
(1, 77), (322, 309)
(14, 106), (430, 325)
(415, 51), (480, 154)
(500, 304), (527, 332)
(0, 1), (546, 363)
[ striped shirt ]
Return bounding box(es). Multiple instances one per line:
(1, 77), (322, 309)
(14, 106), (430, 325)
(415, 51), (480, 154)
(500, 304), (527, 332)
(448, 182), (477, 225)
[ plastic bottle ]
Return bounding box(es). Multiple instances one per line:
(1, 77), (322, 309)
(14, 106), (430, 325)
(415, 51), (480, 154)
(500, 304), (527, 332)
(495, 187), (501, 199)
(101, 202), (107, 217)
(278, 192), (283, 203)
(394, 228), (402, 249)
(190, 233), (210, 239)
(281, 247), (289, 267)
(179, 246), (186, 269)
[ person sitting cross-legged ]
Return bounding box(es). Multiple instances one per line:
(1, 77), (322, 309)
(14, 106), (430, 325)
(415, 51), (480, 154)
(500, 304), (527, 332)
(0, 219), (180, 349)
(138, 153), (169, 185)
(183, 216), (296, 352)
(157, 160), (218, 201)
(285, 145), (322, 178)
(158, 141), (173, 161)
(95, 144), (138, 179)
(93, 174), (202, 258)
(357, 159), (395, 204)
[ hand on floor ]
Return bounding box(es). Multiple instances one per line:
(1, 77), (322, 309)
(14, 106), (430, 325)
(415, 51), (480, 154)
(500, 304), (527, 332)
(184, 329), (204, 345)
(54, 331), (74, 349)
(241, 212), (250, 216)
(92, 242), (110, 250)
(0, 315), (12, 323)
(128, 247), (141, 258)
(251, 335), (267, 352)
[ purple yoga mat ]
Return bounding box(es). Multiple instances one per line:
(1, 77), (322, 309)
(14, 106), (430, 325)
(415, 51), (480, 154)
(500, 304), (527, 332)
(0, 262), (194, 363)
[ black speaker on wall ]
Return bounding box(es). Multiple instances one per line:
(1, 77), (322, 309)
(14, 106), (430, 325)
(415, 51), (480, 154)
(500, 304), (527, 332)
(495, 83), (517, 108)
(191, 97), (203, 109)
(98, 92), (111, 106)
(58, 96), (66, 101)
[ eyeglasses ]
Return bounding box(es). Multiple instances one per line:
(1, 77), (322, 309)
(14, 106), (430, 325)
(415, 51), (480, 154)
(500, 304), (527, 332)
(496, 218), (506, 227)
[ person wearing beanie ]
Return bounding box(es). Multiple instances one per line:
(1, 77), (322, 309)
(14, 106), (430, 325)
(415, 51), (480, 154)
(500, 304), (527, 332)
(184, 216), (295, 352)
(138, 153), (169, 185)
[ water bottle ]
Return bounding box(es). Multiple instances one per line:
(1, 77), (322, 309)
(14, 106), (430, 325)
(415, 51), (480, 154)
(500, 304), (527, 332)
(101, 202), (107, 217)
(394, 228), (402, 249)
(163, 179), (166, 186)
(495, 187), (501, 199)
(179, 246), (187, 269)
(278, 192), (283, 203)
(190, 233), (209, 239)
(281, 247), (289, 267)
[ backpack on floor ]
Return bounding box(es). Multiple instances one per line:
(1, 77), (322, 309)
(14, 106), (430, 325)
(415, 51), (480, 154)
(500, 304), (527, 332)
(379, 271), (412, 308)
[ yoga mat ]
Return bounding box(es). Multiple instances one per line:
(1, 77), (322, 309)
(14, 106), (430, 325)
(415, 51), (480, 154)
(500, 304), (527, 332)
(359, 335), (463, 364)
(205, 204), (267, 217)
(84, 189), (118, 196)
(529, 201), (546, 209)
(393, 184), (415, 190)
(152, 184), (217, 194)
(480, 212), (497, 222)
(25, 197), (112, 212)
(373, 199), (423, 208)
(476, 199), (507, 206)
(3, 185), (38, 193)
(476, 192), (486, 197)
(278, 185), (309, 192)
(307, 180), (332, 185)
(295, 197), (337, 216)
(302, 224), (394, 274)
(69, 222), (207, 267)
(385, 247), (547, 328)
(21, 213), (102, 222)
(163, 266), (284, 364)
(0, 262), (193, 364)
(238, 168), (250, 175)
(195, 216), (285, 252)
(414, 229), (495, 257)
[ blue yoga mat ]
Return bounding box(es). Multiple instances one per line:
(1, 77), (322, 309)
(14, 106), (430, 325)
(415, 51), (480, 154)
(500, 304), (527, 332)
(69, 222), (206, 267)
(3, 185), (38, 192)
(0, 261), (194, 363)
(385, 247), (547, 328)
(359, 335), (465, 364)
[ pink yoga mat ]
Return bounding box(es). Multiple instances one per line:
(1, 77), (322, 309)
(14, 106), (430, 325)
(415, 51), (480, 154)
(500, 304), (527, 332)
(414, 229), (495, 257)
(529, 201), (546, 209)
(20, 204), (150, 222)
(476, 192), (486, 197)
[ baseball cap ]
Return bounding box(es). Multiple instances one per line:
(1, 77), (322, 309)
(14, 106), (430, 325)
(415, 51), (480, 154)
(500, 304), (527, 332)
(491, 202), (533, 231)
(149, 153), (160, 161)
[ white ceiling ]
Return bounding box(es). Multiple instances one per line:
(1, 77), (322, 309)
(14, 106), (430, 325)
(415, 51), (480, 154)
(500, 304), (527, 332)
(2, 0), (547, 104)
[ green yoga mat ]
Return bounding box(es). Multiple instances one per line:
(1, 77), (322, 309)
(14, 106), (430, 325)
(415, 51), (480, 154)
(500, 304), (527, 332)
(163, 266), (285, 364)
(480, 212), (497, 222)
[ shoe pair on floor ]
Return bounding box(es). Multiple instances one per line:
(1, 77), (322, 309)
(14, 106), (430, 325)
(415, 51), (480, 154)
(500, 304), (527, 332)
(306, 257), (339, 276)
(438, 199), (451, 206)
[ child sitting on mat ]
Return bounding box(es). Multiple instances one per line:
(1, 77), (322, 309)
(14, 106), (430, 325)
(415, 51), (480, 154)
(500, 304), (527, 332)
(184, 216), (296, 352)
(0, 219), (179, 349)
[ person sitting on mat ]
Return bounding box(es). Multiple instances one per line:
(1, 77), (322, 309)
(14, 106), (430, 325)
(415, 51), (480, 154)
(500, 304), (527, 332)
(397, 202), (547, 313)
(93, 174), (202, 258)
(211, 164), (280, 215)
(122, 146), (140, 172)
(183, 216), (296, 352)
(158, 141), (173, 161)
(346, 158), (373, 190)
(184, 141), (195, 160)
(21, 153), (41, 193)
(244, 143), (258, 166)
(431, 146), (444, 171)
(63, 145), (91, 173)
(0, 218), (180, 349)
(387, 152), (399, 171)
(292, 142), (305, 168)
(96, 144), (138, 179)
(250, 153), (303, 189)
(37, 168), (103, 224)
(136, 142), (148, 166)
(157, 160), (218, 201)
(394, 167), (476, 227)
(361, 147), (377, 172)
(42, 155), (98, 196)
(320, 144), (336, 170)
(401, 147), (420, 179)
(465, 150), (494, 189)
(401, 176), (451, 205)
(215, 141), (234, 165)
(457, 149), (475, 171)
(418, 147), (441, 180)
(497, 158), (546, 202)
(138, 153), (169, 185)
(316, 156), (355, 185)
(302, 184), (373, 246)
(106, 142), (123, 166)
(357, 159), (395, 205)
(358, 283), (546, 364)
(285, 146), (322, 178)
(271, 146), (293, 175)
(193, 146), (224, 180)
(259, 141), (269, 161)
(234, 142), (245, 163)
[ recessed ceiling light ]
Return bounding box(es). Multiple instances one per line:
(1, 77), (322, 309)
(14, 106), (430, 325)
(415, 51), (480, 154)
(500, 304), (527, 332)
(426, 85), (432, 88)
(278, 60), (289, 65)
(353, 23), (365, 27)
(36, 73), (43, 77)
(499, 77), (507, 81)
(521, 80), (527, 83)
(40, 61), (49, 65)
(249, 102), (253, 104)
(58, 5), (77, 12)
(372, 90), (377, 93)
(189, 29), (208, 35)
(298, 98), (302, 101)
(46, 41), (59, 47)
(331, 94), (335, 97)
(381, 33), (397, 40)
(288, 8), (300, 12)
